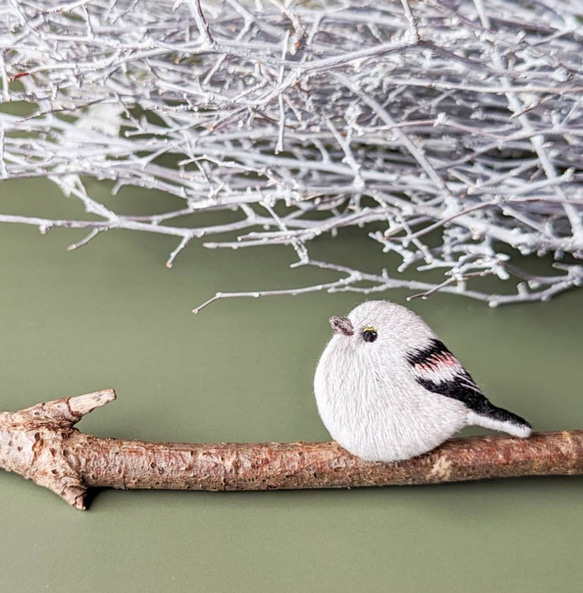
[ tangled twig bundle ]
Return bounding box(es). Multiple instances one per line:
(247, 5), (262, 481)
(1, 0), (582, 309)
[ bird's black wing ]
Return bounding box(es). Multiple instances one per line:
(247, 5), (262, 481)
(407, 339), (529, 428)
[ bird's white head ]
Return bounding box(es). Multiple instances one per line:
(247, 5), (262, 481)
(328, 300), (436, 359)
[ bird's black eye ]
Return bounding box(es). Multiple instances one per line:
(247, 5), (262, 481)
(362, 327), (378, 343)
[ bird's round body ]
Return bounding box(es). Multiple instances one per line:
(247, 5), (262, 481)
(314, 301), (531, 462)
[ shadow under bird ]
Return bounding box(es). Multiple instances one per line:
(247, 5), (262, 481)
(314, 301), (532, 462)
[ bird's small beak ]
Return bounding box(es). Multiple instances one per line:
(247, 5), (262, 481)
(329, 316), (354, 336)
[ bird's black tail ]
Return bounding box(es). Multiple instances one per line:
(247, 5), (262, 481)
(468, 403), (532, 438)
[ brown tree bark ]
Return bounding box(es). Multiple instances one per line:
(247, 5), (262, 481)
(1, 389), (581, 510)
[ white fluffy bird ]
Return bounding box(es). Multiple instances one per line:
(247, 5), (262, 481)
(314, 301), (532, 462)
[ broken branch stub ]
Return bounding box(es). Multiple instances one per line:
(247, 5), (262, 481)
(0, 389), (116, 509)
(0, 390), (582, 510)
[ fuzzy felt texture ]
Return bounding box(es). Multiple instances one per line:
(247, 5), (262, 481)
(314, 301), (532, 462)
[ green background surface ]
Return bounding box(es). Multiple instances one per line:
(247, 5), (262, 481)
(0, 179), (582, 593)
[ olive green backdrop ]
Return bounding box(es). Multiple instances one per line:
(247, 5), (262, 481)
(0, 179), (581, 593)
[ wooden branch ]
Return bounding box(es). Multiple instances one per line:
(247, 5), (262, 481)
(1, 390), (582, 510)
